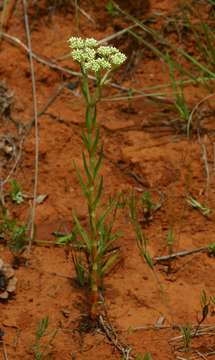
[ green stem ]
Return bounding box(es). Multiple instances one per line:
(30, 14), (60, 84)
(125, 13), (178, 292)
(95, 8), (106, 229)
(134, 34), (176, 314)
(82, 77), (102, 320)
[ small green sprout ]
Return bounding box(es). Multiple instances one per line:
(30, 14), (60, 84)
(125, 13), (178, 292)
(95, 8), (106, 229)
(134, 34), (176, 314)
(195, 290), (213, 336)
(128, 192), (154, 269)
(143, 353), (153, 360)
(186, 196), (211, 217)
(208, 243), (215, 256)
(166, 227), (175, 273)
(141, 191), (161, 223)
(200, 290), (209, 323)
(106, 1), (118, 16)
(9, 224), (28, 254)
(0, 214), (28, 255)
(168, 54), (190, 124)
(180, 324), (193, 352)
(9, 180), (24, 204)
(32, 317), (57, 360)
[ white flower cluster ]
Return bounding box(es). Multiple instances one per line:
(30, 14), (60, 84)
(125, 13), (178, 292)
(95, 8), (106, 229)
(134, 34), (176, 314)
(68, 36), (126, 73)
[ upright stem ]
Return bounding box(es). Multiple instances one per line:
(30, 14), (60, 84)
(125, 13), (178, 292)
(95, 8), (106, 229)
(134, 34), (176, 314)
(82, 75), (101, 320)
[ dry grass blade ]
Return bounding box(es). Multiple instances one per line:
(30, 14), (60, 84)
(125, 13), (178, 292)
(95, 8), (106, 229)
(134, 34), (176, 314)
(71, 0), (95, 24)
(187, 93), (215, 136)
(154, 246), (208, 263)
(22, 0), (39, 250)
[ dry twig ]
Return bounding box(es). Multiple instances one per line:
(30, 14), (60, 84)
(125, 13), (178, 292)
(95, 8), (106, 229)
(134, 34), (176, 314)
(22, 0), (39, 250)
(154, 246), (208, 263)
(99, 315), (133, 360)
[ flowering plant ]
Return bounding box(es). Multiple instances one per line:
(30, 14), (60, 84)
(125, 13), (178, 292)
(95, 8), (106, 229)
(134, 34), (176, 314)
(69, 37), (126, 74)
(68, 37), (126, 321)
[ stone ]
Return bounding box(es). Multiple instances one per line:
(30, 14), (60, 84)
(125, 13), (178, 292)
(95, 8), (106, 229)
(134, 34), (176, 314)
(2, 264), (15, 279)
(7, 277), (17, 293)
(0, 291), (8, 299)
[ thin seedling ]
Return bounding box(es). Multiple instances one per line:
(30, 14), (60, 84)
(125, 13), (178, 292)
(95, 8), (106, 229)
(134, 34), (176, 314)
(186, 196), (212, 217)
(129, 191), (175, 323)
(9, 179), (24, 204)
(128, 191), (154, 270)
(0, 212), (28, 256)
(165, 227), (175, 274)
(208, 242), (215, 256)
(180, 324), (193, 353)
(135, 353), (153, 360)
(141, 191), (161, 224)
(32, 317), (57, 360)
(167, 54), (191, 125)
(194, 290), (215, 336)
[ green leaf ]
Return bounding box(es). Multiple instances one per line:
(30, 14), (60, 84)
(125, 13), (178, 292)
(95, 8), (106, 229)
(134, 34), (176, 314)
(186, 196), (211, 217)
(36, 317), (49, 340)
(143, 353), (153, 360)
(72, 253), (86, 286)
(73, 161), (89, 199)
(82, 130), (90, 152)
(178, 47), (215, 78)
(93, 146), (103, 180)
(106, 1), (117, 16)
(167, 228), (174, 246)
(82, 152), (92, 184)
(143, 251), (154, 270)
(101, 252), (118, 275)
(96, 198), (116, 233)
(208, 243), (215, 256)
(73, 213), (91, 251)
(10, 180), (24, 204)
(92, 176), (103, 209)
(9, 225), (28, 254)
(91, 128), (100, 156)
(86, 106), (92, 131)
(56, 233), (75, 245)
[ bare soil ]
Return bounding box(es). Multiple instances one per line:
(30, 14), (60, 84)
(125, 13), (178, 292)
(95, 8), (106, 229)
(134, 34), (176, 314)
(0, 0), (215, 359)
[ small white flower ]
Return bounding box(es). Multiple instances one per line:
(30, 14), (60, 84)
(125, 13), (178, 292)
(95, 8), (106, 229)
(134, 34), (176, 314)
(71, 49), (83, 62)
(97, 45), (118, 57)
(90, 61), (101, 72)
(69, 37), (85, 49)
(71, 48), (96, 64)
(85, 38), (98, 48)
(69, 36), (126, 73)
(97, 58), (111, 70)
(83, 48), (96, 61)
(110, 52), (127, 66)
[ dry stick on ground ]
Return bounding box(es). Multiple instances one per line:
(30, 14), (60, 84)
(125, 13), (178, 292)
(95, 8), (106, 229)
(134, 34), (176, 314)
(71, 0), (95, 24)
(187, 92), (215, 136)
(22, 0), (39, 250)
(99, 315), (133, 360)
(199, 138), (210, 198)
(188, 93), (215, 197)
(154, 246), (209, 263)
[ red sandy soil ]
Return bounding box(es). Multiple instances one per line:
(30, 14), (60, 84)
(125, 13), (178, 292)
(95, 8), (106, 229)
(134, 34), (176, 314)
(0, 0), (215, 359)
